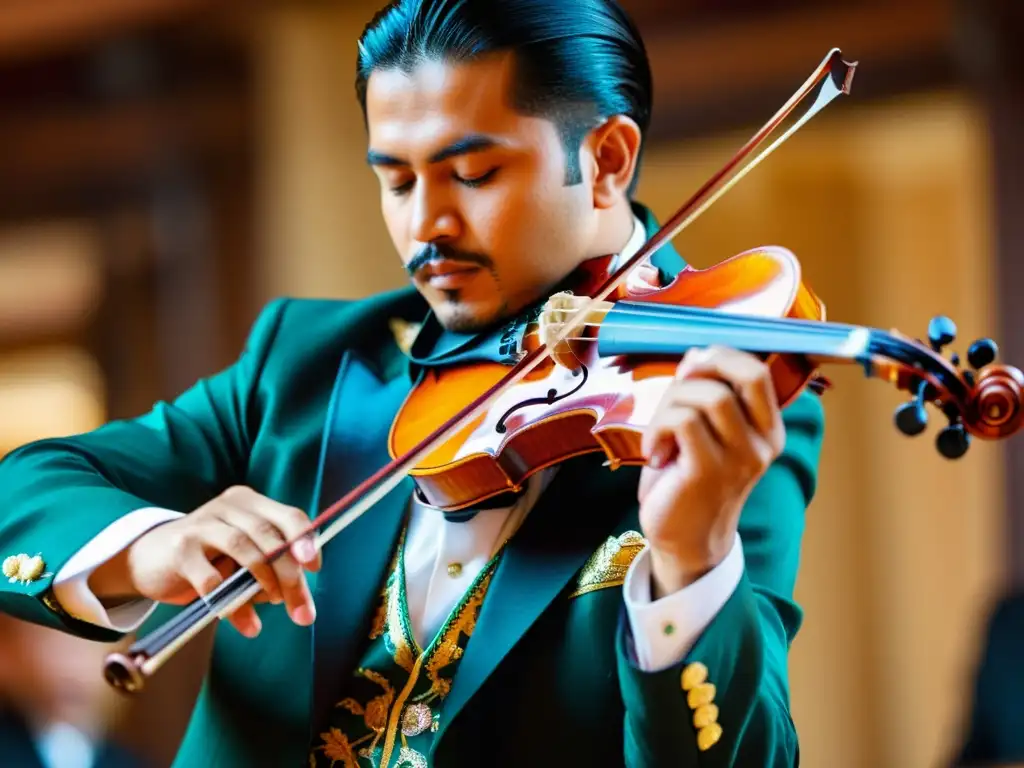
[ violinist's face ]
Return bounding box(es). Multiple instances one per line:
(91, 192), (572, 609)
(364, 52), (638, 332)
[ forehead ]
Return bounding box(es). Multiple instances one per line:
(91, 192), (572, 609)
(365, 53), (531, 152)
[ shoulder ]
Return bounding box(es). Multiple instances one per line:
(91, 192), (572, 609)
(249, 287), (426, 357)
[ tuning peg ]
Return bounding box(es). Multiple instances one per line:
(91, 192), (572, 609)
(928, 316), (957, 352)
(894, 378), (936, 437)
(967, 338), (998, 370)
(895, 400), (928, 436)
(936, 423), (970, 459)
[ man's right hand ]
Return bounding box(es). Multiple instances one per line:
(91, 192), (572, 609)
(89, 486), (321, 638)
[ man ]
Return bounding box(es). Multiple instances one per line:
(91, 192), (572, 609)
(0, 0), (825, 765)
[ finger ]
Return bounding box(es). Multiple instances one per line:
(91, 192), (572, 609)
(643, 403), (723, 469)
(218, 506), (316, 626)
(177, 543), (262, 638)
(676, 347), (780, 441)
(666, 379), (750, 451)
(221, 487), (321, 571)
(199, 520), (286, 609)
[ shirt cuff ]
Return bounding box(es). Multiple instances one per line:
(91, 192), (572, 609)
(52, 507), (184, 632)
(623, 534), (745, 672)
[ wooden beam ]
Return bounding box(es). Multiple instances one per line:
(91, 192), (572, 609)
(0, 88), (251, 217)
(0, 0), (223, 61)
(641, 0), (956, 140)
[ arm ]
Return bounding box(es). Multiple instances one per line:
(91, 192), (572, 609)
(619, 387), (824, 766)
(0, 299), (290, 641)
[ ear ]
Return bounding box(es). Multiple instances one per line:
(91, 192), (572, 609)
(586, 115), (642, 209)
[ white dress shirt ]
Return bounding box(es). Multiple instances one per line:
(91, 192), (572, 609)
(51, 216), (745, 671)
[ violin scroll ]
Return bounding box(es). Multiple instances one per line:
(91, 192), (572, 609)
(892, 315), (1024, 458)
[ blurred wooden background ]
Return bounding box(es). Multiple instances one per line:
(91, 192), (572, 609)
(1, 1), (1022, 766)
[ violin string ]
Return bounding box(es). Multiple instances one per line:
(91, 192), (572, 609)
(548, 316), (859, 338)
(526, 327), (864, 358)
(567, 303), (866, 335)
(533, 310), (866, 341)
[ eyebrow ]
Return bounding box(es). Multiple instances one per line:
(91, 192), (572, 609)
(367, 135), (500, 167)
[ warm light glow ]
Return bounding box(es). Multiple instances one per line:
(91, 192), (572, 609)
(0, 346), (106, 456)
(0, 221), (103, 342)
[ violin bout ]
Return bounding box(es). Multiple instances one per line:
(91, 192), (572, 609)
(388, 246), (827, 512)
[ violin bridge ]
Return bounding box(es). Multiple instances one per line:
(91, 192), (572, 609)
(540, 293), (612, 347)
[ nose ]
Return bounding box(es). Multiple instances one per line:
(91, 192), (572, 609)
(410, 181), (461, 244)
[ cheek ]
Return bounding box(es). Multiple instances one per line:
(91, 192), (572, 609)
(470, 171), (584, 260)
(380, 195), (411, 258)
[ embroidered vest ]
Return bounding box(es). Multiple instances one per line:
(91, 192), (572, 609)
(310, 530), (501, 768)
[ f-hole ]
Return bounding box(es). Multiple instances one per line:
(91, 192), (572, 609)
(495, 364), (590, 434)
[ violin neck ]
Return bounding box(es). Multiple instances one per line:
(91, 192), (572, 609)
(596, 301), (876, 363)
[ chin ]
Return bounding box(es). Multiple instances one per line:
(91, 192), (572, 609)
(433, 298), (507, 333)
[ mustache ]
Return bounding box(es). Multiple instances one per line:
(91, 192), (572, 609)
(405, 243), (494, 277)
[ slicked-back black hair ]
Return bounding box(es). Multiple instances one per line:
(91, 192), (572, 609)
(356, 0), (652, 195)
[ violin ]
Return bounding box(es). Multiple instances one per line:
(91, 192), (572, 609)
(393, 247), (1021, 512)
(102, 48), (1024, 692)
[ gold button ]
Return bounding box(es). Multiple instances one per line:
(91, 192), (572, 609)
(447, 563), (463, 578)
(687, 682), (716, 709)
(693, 703), (718, 728)
(697, 722), (723, 752)
(681, 662), (708, 691)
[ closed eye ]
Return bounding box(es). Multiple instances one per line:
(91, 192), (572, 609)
(456, 168), (498, 188)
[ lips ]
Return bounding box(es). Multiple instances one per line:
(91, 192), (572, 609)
(419, 260), (482, 289)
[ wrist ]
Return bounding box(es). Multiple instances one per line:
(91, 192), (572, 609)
(87, 548), (139, 601)
(648, 537), (733, 599)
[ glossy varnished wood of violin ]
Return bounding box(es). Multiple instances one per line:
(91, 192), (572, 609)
(389, 247), (827, 511)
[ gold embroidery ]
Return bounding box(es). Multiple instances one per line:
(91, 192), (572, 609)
(387, 571), (417, 673)
(401, 702), (433, 737)
(379, 553), (502, 766)
(423, 565), (495, 699)
(395, 746), (428, 768)
(316, 528), (501, 768)
(369, 587), (388, 640)
(570, 531), (647, 597)
(3, 553), (48, 585)
(331, 668), (394, 761)
(315, 727), (366, 768)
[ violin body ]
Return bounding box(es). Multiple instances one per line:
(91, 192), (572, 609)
(389, 246), (826, 511)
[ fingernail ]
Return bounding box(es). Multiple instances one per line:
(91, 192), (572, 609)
(243, 618), (261, 638)
(292, 605), (316, 626)
(293, 538), (316, 563)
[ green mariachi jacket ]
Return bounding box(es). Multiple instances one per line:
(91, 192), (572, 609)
(0, 210), (825, 767)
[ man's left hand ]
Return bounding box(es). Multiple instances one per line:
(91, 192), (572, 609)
(637, 346), (786, 599)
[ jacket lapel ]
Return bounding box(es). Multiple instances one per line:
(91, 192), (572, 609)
(434, 457), (641, 748)
(308, 348), (415, 739)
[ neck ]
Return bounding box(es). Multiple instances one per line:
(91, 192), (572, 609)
(591, 200), (636, 259)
